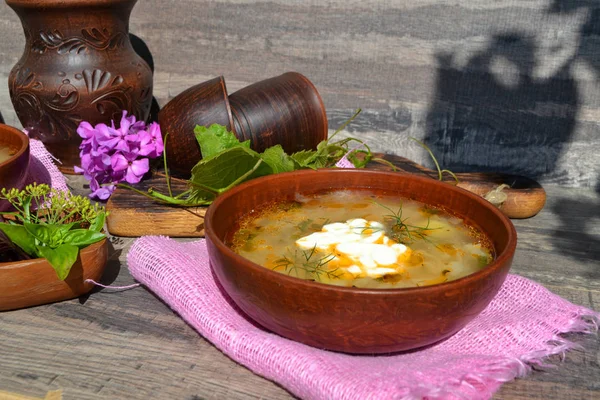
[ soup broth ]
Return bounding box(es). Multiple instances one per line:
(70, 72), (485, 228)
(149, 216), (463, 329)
(230, 190), (494, 289)
(0, 145), (17, 163)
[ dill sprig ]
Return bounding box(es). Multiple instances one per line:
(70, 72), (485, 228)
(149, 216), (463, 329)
(374, 201), (440, 245)
(0, 184), (106, 228)
(274, 245), (342, 281)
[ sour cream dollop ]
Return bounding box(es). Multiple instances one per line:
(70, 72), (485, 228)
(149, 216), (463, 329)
(295, 218), (411, 278)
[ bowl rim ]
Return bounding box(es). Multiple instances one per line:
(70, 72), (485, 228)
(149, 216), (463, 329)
(0, 124), (30, 170)
(205, 169), (517, 296)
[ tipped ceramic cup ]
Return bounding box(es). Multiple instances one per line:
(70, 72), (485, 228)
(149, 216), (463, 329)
(158, 76), (234, 177)
(228, 72), (328, 155)
(158, 72), (328, 178)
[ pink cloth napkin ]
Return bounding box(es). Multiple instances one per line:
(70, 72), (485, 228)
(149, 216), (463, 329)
(25, 138), (69, 193)
(127, 236), (599, 400)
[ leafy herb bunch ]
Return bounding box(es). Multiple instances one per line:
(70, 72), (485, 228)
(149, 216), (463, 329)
(0, 184), (107, 280)
(128, 109), (395, 206)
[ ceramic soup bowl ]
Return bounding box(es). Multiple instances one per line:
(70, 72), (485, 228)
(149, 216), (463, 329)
(204, 169), (517, 354)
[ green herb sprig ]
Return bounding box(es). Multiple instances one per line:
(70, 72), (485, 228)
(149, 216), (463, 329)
(123, 109), (396, 207)
(273, 245), (341, 282)
(0, 184), (107, 280)
(374, 201), (440, 245)
(410, 138), (459, 184)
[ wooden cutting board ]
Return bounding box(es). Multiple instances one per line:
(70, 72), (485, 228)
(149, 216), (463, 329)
(106, 154), (546, 237)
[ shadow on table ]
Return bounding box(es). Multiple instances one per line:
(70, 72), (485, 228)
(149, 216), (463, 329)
(420, 0), (600, 279)
(551, 197), (600, 280)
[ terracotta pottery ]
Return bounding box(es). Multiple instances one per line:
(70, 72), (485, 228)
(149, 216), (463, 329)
(0, 124), (30, 212)
(0, 238), (108, 311)
(158, 76), (234, 177)
(158, 72), (327, 178)
(228, 72), (328, 155)
(6, 0), (153, 173)
(204, 169), (517, 354)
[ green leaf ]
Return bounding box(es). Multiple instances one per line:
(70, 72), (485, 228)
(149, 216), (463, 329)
(62, 229), (105, 248)
(36, 244), (79, 280)
(189, 146), (274, 201)
(259, 145), (296, 173)
(0, 223), (37, 256)
(21, 195), (32, 223)
(194, 124), (250, 159)
(290, 148), (329, 170)
(89, 211), (106, 232)
(290, 149), (318, 168)
(141, 114), (375, 207)
(23, 222), (75, 247)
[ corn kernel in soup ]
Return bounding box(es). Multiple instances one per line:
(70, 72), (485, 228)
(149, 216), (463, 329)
(230, 190), (494, 288)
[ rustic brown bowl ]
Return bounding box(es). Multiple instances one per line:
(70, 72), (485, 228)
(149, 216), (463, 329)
(0, 238), (108, 311)
(0, 124), (30, 212)
(158, 76), (235, 177)
(204, 169), (517, 354)
(228, 72), (328, 154)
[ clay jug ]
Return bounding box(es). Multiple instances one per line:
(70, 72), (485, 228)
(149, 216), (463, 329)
(6, 0), (153, 173)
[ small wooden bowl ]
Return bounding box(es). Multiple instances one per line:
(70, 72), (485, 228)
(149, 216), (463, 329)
(0, 239), (108, 311)
(228, 72), (328, 154)
(0, 124), (30, 212)
(158, 76), (234, 177)
(205, 170), (517, 354)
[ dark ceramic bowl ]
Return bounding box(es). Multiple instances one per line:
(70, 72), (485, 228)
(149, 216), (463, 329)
(204, 169), (517, 354)
(0, 124), (30, 211)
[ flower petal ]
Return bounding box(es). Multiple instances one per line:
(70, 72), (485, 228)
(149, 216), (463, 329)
(111, 152), (129, 172)
(76, 121), (95, 139)
(130, 158), (149, 177)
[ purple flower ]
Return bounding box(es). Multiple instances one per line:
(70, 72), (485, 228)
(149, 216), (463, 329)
(89, 178), (116, 201)
(138, 123), (163, 158)
(115, 109), (146, 135)
(111, 151), (150, 184)
(74, 110), (164, 200)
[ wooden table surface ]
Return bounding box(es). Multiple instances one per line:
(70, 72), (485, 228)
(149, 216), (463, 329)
(1, 176), (599, 400)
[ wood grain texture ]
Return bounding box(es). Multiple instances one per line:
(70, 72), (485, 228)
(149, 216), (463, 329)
(1, 0), (599, 187)
(105, 177), (209, 237)
(0, 180), (598, 399)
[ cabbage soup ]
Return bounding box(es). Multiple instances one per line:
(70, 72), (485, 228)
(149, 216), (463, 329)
(229, 190), (494, 289)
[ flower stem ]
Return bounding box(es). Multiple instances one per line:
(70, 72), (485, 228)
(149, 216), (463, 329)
(328, 108), (362, 142)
